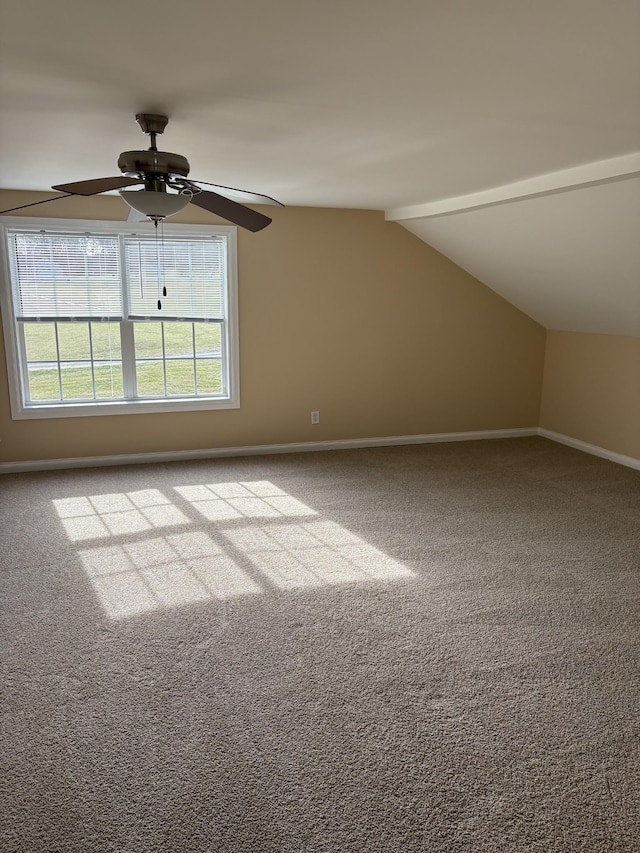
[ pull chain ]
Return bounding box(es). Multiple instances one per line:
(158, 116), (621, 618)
(161, 219), (167, 299)
(155, 219), (161, 310)
(155, 218), (167, 310)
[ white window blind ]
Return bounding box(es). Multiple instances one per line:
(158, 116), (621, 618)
(10, 231), (123, 320)
(124, 235), (226, 320)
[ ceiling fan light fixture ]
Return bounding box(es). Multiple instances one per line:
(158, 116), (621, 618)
(119, 189), (191, 219)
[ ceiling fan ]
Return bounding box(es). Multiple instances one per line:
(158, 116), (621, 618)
(0, 113), (283, 231)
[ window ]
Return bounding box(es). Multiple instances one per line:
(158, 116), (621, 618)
(0, 218), (239, 418)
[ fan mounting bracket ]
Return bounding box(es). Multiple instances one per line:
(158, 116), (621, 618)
(136, 113), (169, 136)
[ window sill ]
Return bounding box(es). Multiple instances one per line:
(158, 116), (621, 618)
(11, 396), (240, 419)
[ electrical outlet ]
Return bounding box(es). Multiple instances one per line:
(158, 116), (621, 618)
(311, 411), (320, 424)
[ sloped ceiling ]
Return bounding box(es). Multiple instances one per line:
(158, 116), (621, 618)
(392, 170), (640, 336)
(0, 0), (639, 334)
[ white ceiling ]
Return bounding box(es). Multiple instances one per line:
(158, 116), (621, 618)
(1, 0), (639, 334)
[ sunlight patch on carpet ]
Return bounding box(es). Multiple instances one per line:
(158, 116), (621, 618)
(223, 520), (415, 589)
(78, 531), (261, 619)
(54, 481), (413, 620)
(53, 489), (190, 541)
(174, 480), (317, 521)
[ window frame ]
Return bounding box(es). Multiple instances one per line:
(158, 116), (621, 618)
(0, 216), (240, 419)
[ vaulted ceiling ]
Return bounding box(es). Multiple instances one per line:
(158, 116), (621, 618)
(1, 0), (638, 334)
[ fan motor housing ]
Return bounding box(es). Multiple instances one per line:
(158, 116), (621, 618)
(118, 150), (190, 178)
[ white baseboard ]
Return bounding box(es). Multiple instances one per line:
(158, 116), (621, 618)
(0, 427), (536, 474)
(4, 427), (636, 475)
(537, 429), (640, 472)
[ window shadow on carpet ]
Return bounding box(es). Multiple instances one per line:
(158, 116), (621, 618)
(52, 480), (414, 619)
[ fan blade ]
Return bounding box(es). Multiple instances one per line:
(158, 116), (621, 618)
(189, 190), (272, 232)
(0, 194), (74, 215)
(189, 179), (284, 207)
(51, 177), (143, 196)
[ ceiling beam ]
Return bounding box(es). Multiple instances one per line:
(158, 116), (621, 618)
(385, 153), (640, 221)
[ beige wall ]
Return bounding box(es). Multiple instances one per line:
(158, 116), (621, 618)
(540, 330), (640, 461)
(0, 190), (546, 464)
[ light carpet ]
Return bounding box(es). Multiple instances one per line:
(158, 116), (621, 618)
(1, 437), (639, 852)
